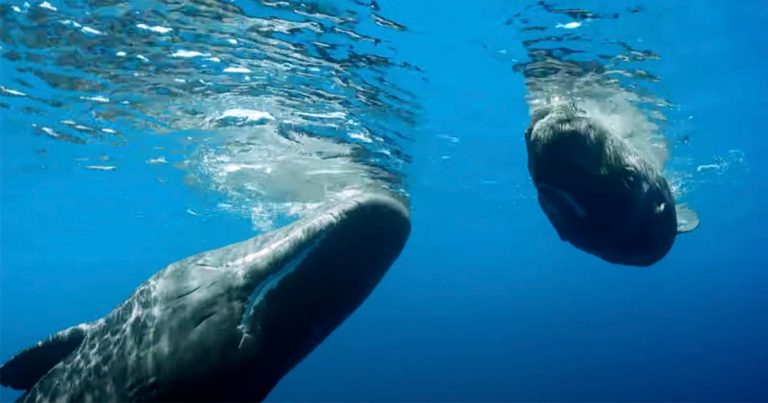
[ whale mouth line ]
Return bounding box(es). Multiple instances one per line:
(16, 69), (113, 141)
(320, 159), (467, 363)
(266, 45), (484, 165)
(537, 183), (587, 218)
(237, 234), (325, 348)
(231, 194), (411, 356)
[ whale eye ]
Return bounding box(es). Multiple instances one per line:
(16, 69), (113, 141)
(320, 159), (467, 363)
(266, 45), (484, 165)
(621, 166), (638, 188)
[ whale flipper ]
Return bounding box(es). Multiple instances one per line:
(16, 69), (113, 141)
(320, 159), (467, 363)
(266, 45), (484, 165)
(676, 204), (700, 234)
(0, 324), (89, 390)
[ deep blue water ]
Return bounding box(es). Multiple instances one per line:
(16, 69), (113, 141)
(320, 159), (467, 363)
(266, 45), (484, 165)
(2, 0), (767, 401)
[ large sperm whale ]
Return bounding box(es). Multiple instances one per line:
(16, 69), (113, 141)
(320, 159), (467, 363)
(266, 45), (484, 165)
(0, 192), (410, 402)
(526, 102), (699, 266)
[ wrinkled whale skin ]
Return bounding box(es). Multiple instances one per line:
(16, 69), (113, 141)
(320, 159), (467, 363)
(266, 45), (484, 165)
(0, 192), (410, 402)
(525, 103), (677, 266)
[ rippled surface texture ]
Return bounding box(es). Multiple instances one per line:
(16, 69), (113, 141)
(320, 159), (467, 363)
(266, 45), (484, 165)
(1, 0), (419, 229)
(2, 0), (767, 401)
(509, 2), (711, 201)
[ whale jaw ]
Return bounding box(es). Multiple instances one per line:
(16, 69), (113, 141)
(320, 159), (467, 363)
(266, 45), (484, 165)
(168, 193), (411, 402)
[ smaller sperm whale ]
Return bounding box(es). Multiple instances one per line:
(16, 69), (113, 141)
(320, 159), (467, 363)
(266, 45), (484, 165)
(0, 192), (410, 402)
(525, 102), (699, 266)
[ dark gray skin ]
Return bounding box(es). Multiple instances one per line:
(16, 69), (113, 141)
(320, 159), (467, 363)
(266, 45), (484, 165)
(0, 192), (410, 402)
(525, 103), (697, 266)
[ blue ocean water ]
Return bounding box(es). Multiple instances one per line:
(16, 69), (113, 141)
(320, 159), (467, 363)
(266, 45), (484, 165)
(1, 0), (767, 401)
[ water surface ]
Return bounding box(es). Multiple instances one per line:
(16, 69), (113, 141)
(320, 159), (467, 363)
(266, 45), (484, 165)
(2, 0), (767, 401)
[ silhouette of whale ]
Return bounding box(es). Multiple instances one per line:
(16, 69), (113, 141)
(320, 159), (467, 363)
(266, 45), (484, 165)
(0, 192), (410, 402)
(526, 103), (698, 266)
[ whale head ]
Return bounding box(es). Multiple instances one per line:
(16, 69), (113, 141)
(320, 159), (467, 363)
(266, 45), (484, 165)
(525, 104), (678, 266)
(143, 192), (411, 400)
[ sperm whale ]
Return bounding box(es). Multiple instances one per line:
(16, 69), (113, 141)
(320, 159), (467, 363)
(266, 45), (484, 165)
(525, 102), (698, 266)
(0, 192), (410, 402)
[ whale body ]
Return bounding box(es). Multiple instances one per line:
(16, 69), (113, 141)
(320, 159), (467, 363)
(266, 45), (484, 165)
(525, 103), (698, 266)
(0, 192), (410, 402)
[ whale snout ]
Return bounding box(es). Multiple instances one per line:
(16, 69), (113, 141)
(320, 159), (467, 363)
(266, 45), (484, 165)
(240, 194), (411, 347)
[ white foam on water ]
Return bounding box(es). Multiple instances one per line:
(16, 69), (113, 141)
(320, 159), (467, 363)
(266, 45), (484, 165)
(80, 95), (109, 103)
(349, 131), (373, 143)
(529, 80), (668, 172)
(188, 121), (382, 231)
(41, 127), (60, 138)
(696, 163), (721, 172)
(86, 165), (117, 171)
(576, 92), (668, 170)
(171, 50), (209, 58)
(297, 111), (347, 119)
(81, 26), (103, 35)
(218, 109), (275, 122)
(136, 23), (173, 34)
(1, 86), (27, 97)
(39, 1), (57, 11)
(146, 157), (168, 165)
(223, 66), (252, 73)
(555, 21), (582, 29)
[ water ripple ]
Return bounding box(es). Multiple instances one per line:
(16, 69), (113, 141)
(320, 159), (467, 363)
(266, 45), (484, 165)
(507, 1), (678, 174)
(1, 0), (421, 230)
